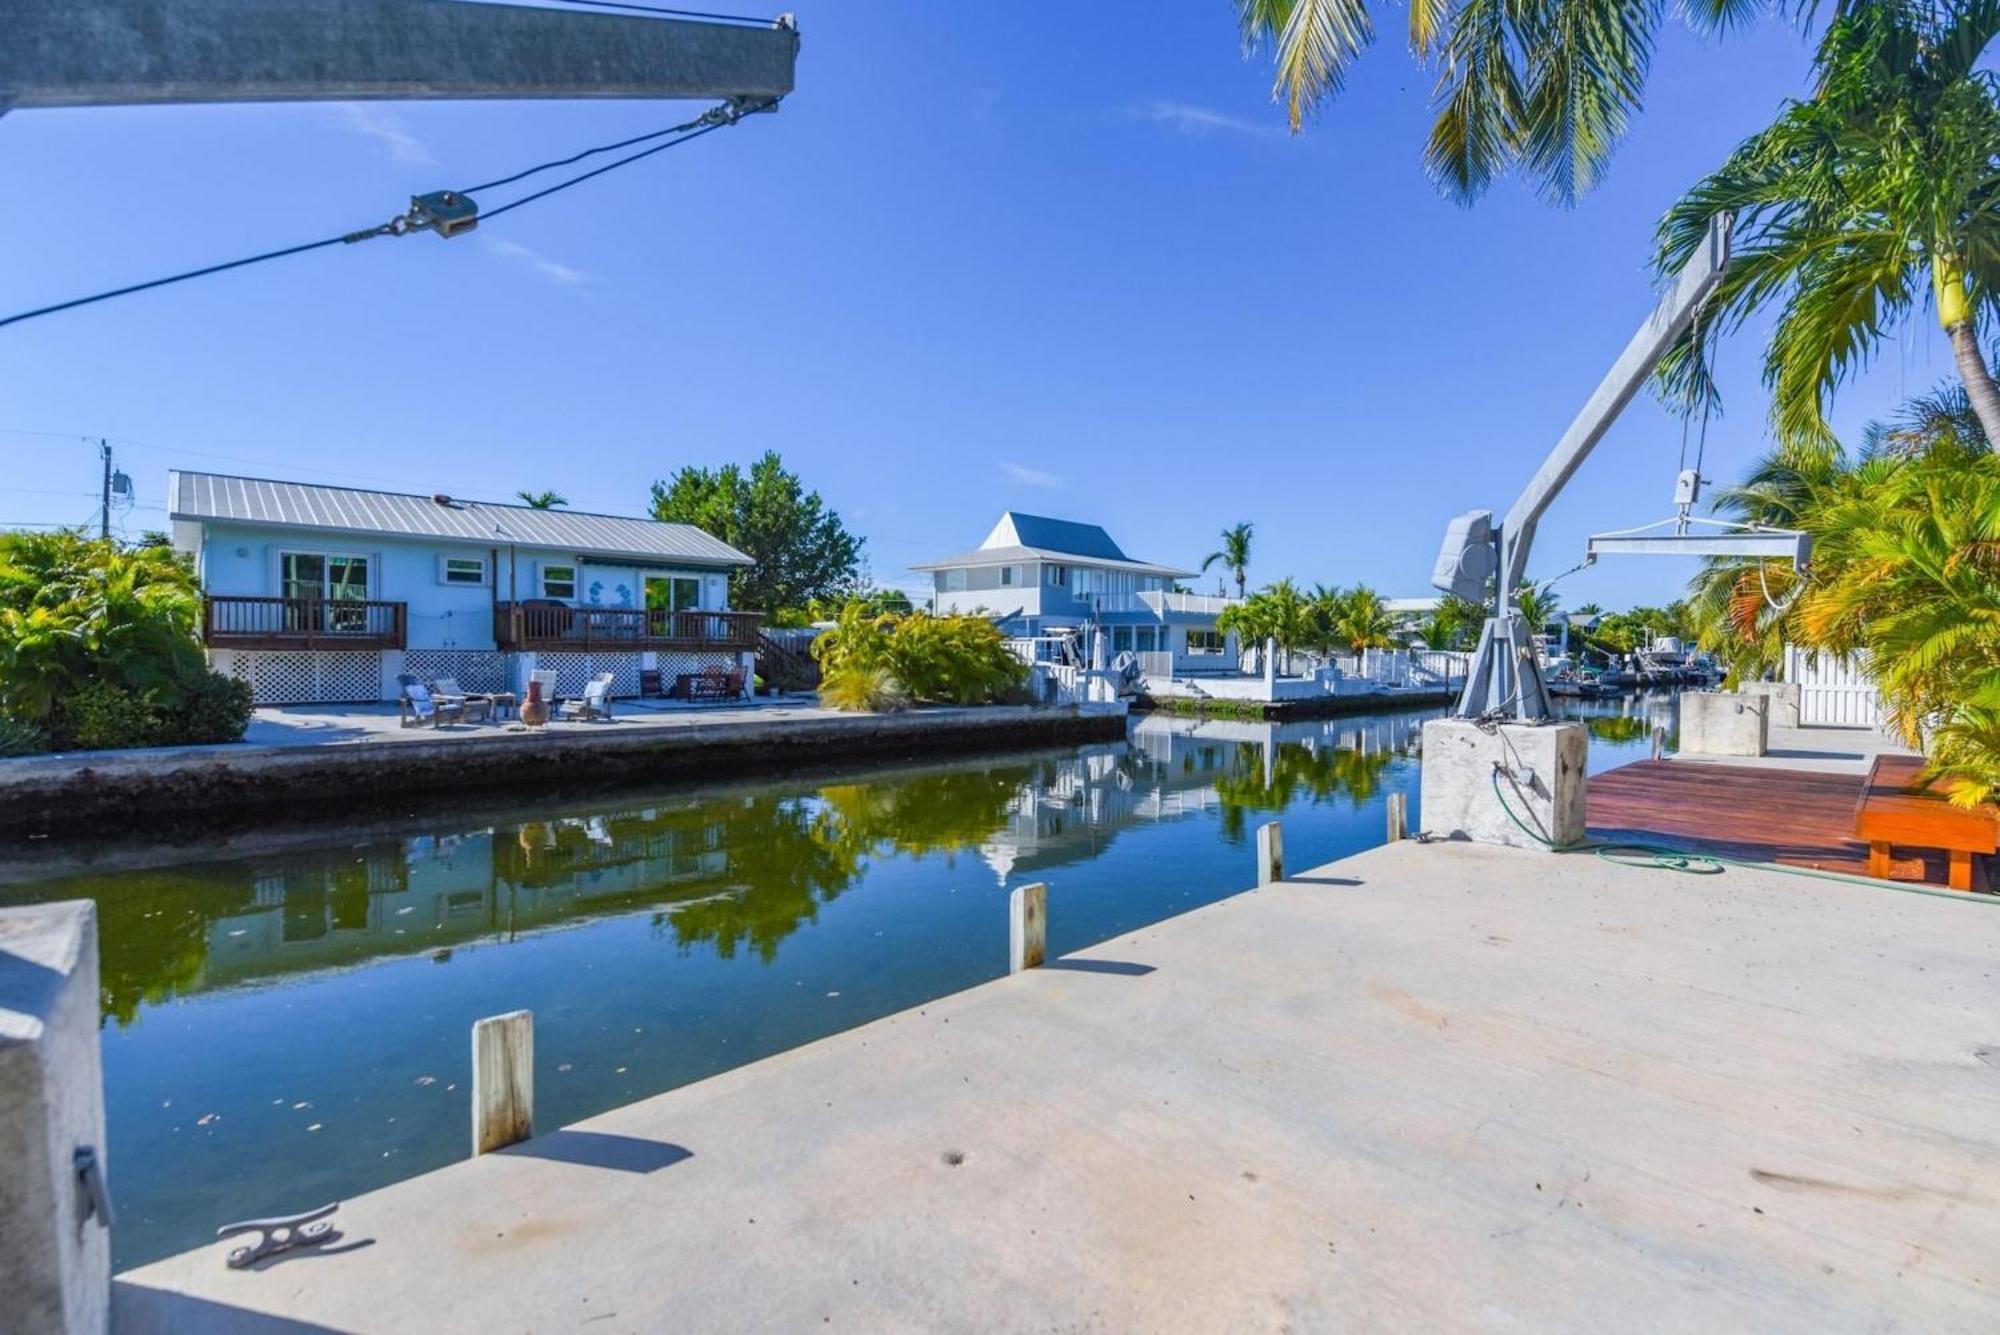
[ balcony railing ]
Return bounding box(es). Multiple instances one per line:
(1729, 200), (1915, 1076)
(494, 604), (761, 653)
(202, 595), (408, 650)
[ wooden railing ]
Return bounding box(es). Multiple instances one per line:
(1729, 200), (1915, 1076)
(494, 604), (761, 652)
(203, 595), (407, 650)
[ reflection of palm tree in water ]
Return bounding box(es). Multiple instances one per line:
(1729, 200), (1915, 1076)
(1214, 741), (1408, 841)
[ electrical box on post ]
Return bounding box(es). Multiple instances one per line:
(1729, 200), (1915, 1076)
(1674, 468), (1702, 507)
(1431, 510), (1496, 601)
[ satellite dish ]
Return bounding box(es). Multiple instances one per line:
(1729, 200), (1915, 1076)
(1430, 510), (1495, 602)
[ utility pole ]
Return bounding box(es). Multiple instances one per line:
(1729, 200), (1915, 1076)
(98, 439), (111, 541)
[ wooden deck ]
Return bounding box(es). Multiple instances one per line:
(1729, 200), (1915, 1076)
(1588, 759), (1952, 887)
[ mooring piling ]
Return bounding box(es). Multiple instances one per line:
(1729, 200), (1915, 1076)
(1257, 821), (1284, 886)
(1386, 791), (1408, 843)
(1009, 882), (1047, 974)
(472, 1009), (534, 1155)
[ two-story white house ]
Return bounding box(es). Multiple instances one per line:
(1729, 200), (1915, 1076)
(169, 470), (758, 705)
(912, 512), (1238, 673)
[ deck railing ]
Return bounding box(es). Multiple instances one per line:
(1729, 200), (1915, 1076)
(203, 595), (407, 650)
(494, 604), (761, 652)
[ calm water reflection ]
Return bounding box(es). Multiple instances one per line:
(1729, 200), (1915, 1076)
(1, 694), (1673, 1266)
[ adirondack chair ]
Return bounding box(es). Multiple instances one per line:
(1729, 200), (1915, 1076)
(399, 681), (464, 728)
(558, 673), (616, 722)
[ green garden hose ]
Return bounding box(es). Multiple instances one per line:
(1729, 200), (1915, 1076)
(1484, 766), (1997, 906)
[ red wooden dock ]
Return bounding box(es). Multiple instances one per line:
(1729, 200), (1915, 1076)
(1587, 760), (1950, 886)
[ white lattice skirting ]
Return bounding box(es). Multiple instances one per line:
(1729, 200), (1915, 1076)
(536, 652), (644, 698)
(405, 649), (508, 695)
(215, 650), (385, 705)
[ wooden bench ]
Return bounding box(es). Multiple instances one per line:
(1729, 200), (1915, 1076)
(1853, 754), (1997, 892)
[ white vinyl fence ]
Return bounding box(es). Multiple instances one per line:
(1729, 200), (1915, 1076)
(1783, 646), (1882, 728)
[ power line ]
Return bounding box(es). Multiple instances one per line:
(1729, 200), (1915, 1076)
(548, 0), (782, 26)
(0, 96), (780, 333)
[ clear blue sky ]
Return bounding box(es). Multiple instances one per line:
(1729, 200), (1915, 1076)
(0, 4), (1949, 609)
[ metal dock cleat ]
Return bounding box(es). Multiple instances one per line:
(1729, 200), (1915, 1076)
(217, 1201), (342, 1269)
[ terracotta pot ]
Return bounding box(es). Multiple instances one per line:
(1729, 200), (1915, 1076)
(521, 680), (550, 727)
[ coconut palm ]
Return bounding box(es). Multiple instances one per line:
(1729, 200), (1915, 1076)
(1512, 580), (1560, 635)
(1202, 522), (1255, 599)
(1329, 583), (1399, 652)
(516, 489), (569, 510)
(1655, 0), (2000, 452)
(1234, 0), (1780, 205)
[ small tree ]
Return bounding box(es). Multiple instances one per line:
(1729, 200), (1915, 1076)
(1201, 522), (1255, 599)
(516, 489), (568, 510)
(650, 451), (864, 613)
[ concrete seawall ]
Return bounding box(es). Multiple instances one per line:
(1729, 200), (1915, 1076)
(0, 704), (1127, 838)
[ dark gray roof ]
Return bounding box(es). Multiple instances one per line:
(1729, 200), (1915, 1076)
(1002, 513), (1128, 561)
(169, 471), (751, 566)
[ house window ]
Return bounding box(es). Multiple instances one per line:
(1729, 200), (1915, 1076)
(541, 563), (578, 600)
(439, 556), (487, 586)
(282, 551), (371, 601)
(1135, 627), (1156, 653)
(1047, 565), (1069, 588)
(1112, 627), (1133, 654)
(1186, 629), (1226, 656)
(1000, 565), (1017, 587)
(941, 569), (968, 592)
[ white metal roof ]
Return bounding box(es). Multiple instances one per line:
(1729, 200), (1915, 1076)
(170, 471), (752, 567)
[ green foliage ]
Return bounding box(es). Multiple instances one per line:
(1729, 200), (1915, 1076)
(515, 489), (568, 509)
(1655, 1), (2000, 451)
(58, 681), (169, 751)
(810, 602), (1026, 710)
(1236, 0), (1764, 206)
(819, 665), (912, 714)
(0, 529), (251, 750)
(649, 451), (864, 613)
(1201, 521), (1255, 598)
(1690, 395), (2000, 805)
(1414, 594), (1482, 650)
(0, 714), (48, 756)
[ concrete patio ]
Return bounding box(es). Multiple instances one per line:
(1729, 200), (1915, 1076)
(115, 837), (2000, 1333)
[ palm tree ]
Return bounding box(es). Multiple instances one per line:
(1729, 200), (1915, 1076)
(1330, 583), (1398, 653)
(1656, 1), (2000, 452)
(1202, 522), (1255, 599)
(516, 489), (569, 510)
(1233, 0), (1780, 205)
(1512, 580), (1560, 635)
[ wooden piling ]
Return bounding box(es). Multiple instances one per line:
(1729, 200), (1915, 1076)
(1651, 726), (1666, 761)
(1256, 821), (1284, 886)
(1386, 792), (1408, 843)
(1009, 882), (1047, 974)
(472, 1009), (534, 1155)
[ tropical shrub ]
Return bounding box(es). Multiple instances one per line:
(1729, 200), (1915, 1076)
(0, 529), (252, 751)
(811, 602), (1025, 710)
(0, 714), (48, 757)
(818, 665), (912, 714)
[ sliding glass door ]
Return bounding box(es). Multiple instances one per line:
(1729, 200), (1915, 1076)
(282, 552), (371, 632)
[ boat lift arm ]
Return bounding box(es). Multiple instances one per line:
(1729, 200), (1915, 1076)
(1444, 214), (1733, 722)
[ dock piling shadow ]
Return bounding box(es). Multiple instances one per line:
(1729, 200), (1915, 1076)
(500, 1129), (693, 1174)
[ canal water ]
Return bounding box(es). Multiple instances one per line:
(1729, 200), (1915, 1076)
(1, 695), (1674, 1268)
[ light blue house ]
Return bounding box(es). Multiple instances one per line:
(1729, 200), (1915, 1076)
(912, 512), (1239, 673)
(169, 471), (758, 705)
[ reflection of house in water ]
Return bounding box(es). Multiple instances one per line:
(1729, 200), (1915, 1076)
(201, 810), (736, 989)
(974, 712), (1425, 884)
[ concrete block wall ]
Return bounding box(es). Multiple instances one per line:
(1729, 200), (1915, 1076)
(1420, 719), (1588, 851)
(1735, 680), (1800, 729)
(1680, 692), (1769, 757)
(0, 901), (109, 1335)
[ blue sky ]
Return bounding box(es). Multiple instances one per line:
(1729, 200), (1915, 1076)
(0, 4), (1952, 609)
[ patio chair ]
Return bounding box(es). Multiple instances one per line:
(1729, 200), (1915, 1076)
(428, 677), (493, 724)
(558, 672), (615, 722)
(399, 681), (465, 728)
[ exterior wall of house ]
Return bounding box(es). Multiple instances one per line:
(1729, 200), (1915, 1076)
(188, 523), (739, 705)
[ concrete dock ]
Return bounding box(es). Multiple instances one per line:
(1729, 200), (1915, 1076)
(0, 701), (1126, 837)
(115, 839), (2000, 1332)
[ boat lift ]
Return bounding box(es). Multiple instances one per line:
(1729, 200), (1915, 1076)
(1431, 213), (1810, 723)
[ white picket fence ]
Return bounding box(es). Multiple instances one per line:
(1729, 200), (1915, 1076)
(1783, 646), (1882, 727)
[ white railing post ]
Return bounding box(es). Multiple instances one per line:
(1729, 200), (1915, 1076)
(1009, 883), (1047, 973)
